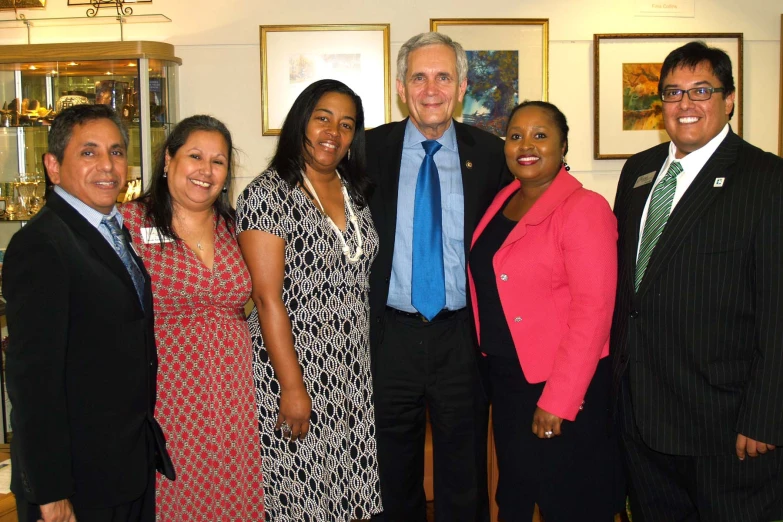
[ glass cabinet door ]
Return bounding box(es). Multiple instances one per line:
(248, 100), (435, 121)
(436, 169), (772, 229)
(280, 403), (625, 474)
(0, 42), (181, 222)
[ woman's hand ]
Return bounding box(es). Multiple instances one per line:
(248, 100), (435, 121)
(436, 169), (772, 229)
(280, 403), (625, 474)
(532, 406), (563, 439)
(277, 384), (312, 441)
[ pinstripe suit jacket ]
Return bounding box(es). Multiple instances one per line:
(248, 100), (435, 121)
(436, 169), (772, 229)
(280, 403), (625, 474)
(611, 130), (783, 456)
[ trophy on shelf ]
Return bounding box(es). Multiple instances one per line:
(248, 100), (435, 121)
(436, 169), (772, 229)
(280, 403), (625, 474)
(13, 174), (43, 219)
(31, 179), (46, 214)
(14, 180), (36, 219)
(0, 183), (7, 219)
(4, 183), (18, 220)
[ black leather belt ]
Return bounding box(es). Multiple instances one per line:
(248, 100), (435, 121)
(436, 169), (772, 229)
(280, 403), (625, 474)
(387, 306), (463, 322)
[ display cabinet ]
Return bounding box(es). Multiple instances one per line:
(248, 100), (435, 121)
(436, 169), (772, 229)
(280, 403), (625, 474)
(0, 41), (180, 442)
(0, 41), (181, 229)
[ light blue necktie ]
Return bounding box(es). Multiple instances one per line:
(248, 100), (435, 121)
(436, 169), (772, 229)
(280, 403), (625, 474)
(411, 139), (445, 320)
(635, 161), (683, 291)
(102, 215), (145, 308)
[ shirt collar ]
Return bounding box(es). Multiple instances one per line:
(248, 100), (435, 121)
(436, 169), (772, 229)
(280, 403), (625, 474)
(53, 185), (121, 228)
(668, 123), (730, 172)
(403, 118), (458, 152)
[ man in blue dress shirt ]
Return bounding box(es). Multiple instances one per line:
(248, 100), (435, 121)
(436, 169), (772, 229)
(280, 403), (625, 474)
(366, 32), (508, 522)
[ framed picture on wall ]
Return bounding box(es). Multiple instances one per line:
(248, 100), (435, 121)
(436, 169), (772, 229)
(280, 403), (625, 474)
(259, 24), (391, 136)
(0, 0), (45, 9)
(594, 33), (743, 159)
(430, 18), (549, 138)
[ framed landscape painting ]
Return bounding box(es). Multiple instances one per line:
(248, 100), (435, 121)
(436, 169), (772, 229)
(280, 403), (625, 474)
(431, 18), (549, 138)
(594, 33), (743, 159)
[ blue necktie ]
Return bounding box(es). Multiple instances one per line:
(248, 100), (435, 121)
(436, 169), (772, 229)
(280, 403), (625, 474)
(411, 139), (445, 321)
(102, 216), (145, 308)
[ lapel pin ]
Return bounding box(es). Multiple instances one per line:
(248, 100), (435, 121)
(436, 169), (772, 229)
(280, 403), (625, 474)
(713, 177), (725, 187)
(465, 160), (473, 169)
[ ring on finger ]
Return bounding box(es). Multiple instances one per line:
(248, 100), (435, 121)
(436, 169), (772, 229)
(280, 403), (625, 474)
(280, 421), (291, 433)
(544, 430), (553, 438)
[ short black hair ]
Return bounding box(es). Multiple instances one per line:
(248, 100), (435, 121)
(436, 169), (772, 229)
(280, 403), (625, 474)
(268, 79), (372, 207)
(138, 114), (237, 243)
(659, 41), (735, 118)
(48, 104), (128, 162)
(506, 100), (570, 156)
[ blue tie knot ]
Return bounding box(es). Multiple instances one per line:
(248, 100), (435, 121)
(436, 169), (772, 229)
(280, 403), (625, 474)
(422, 139), (442, 157)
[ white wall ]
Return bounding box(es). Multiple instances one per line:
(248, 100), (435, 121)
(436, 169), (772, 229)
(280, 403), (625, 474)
(1, 0), (780, 206)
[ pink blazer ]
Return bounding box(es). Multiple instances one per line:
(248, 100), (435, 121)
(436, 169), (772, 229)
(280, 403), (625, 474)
(468, 168), (618, 421)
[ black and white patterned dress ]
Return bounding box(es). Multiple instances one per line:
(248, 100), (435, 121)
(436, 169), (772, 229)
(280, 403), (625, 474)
(236, 169), (382, 522)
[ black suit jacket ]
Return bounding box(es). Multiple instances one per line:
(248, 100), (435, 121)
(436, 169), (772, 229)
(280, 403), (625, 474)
(2, 191), (170, 509)
(365, 118), (509, 350)
(611, 130), (783, 456)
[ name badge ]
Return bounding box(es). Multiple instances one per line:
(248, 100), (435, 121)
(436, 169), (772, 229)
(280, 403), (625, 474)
(141, 227), (175, 245)
(633, 171), (656, 188)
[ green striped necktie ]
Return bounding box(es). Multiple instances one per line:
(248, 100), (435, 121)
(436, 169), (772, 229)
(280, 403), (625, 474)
(635, 161), (683, 291)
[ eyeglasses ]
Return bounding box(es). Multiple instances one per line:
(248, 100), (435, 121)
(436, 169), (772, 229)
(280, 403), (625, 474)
(660, 87), (725, 102)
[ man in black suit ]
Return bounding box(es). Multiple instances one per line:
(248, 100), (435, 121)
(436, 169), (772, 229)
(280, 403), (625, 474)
(366, 32), (507, 522)
(612, 41), (783, 521)
(3, 104), (173, 522)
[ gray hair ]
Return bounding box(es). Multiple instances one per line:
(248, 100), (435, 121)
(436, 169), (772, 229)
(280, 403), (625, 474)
(397, 32), (468, 85)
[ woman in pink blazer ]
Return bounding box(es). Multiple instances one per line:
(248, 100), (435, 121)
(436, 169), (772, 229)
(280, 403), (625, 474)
(468, 101), (620, 521)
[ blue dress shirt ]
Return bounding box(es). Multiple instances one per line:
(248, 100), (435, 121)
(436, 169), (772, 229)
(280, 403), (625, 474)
(387, 119), (466, 312)
(53, 185), (122, 249)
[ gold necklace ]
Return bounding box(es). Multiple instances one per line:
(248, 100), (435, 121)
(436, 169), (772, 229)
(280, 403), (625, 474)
(176, 214), (213, 252)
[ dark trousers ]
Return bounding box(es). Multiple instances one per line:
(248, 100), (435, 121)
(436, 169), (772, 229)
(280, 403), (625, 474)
(488, 355), (619, 522)
(372, 308), (489, 522)
(618, 379), (783, 522)
(16, 470), (155, 522)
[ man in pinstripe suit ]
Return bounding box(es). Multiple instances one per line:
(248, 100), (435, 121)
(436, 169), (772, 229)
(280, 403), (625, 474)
(611, 41), (783, 521)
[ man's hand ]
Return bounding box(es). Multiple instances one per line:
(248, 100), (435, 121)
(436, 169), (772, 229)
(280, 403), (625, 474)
(736, 433), (776, 460)
(38, 499), (76, 522)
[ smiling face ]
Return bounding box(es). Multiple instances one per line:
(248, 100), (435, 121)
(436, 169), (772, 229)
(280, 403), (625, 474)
(662, 61), (734, 158)
(504, 105), (566, 188)
(45, 118), (127, 214)
(165, 130), (229, 212)
(303, 91), (357, 177)
(397, 44), (467, 140)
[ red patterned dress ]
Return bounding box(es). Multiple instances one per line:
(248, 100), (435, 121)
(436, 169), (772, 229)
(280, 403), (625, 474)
(121, 202), (264, 521)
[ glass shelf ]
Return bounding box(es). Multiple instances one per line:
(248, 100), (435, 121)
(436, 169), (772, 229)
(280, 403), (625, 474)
(0, 14), (171, 29)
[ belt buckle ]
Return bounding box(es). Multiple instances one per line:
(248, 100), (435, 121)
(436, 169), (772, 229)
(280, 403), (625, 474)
(420, 314), (430, 323)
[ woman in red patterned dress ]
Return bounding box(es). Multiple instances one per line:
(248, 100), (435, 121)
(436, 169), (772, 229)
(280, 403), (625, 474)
(121, 115), (264, 521)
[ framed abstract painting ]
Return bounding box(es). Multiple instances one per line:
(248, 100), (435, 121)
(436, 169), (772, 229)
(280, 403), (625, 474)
(431, 18), (549, 138)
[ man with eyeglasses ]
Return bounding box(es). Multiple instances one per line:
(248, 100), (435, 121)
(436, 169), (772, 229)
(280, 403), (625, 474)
(611, 41), (783, 521)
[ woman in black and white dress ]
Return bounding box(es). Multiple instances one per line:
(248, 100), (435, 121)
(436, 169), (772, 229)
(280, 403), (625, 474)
(236, 79), (382, 522)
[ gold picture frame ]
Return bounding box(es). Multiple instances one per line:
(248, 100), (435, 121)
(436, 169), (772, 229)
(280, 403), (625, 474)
(259, 24), (391, 136)
(0, 0), (45, 10)
(594, 33), (743, 159)
(430, 18), (549, 137)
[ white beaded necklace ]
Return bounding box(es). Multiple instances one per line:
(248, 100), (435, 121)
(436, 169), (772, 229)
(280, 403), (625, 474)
(302, 172), (364, 264)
